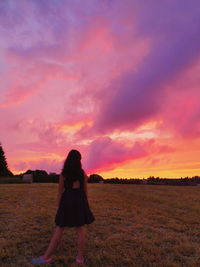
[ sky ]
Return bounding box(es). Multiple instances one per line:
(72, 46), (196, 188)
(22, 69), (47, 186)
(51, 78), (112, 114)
(1, 0), (200, 178)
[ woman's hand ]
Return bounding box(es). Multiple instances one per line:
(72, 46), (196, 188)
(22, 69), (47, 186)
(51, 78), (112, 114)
(56, 174), (64, 208)
(83, 172), (88, 198)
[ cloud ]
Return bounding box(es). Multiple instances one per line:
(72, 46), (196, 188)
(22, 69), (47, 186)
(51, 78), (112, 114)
(83, 136), (147, 172)
(82, 135), (176, 173)
(95, 0), (200, 135)
(12, 158), (63, 174)
(159, 62), (200, 138)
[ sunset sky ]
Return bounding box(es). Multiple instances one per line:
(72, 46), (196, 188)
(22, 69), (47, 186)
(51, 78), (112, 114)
(1, 0), (200, 178)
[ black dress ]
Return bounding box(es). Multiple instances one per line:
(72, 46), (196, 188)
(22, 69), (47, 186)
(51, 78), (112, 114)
(55, 173), (95, 227)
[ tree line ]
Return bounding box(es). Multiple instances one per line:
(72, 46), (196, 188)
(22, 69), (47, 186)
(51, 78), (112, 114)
(87, 175), (200, 186)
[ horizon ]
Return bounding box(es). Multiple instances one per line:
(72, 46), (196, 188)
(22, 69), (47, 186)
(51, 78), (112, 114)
(1, 1), (200, 179)
(13, 169), (200, 180)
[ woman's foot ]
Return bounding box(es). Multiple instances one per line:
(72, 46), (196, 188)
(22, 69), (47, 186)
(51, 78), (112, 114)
(76, 256), (84, 264)
(31, 256), (53, 264)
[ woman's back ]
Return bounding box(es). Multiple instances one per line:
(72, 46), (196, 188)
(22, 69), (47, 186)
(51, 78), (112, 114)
(63, 169), (84, 190)
(71, 180), (81, 189)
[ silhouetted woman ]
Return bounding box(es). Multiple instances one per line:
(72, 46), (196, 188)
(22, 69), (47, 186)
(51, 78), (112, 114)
(31, 150), (95, 264)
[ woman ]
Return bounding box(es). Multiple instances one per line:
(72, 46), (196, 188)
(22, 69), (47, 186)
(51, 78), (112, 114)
(31, 150), (95, 264)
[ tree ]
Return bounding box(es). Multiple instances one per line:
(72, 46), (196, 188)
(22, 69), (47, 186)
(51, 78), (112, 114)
(0, 143), (13, 177)
(88, 174), (104, 183)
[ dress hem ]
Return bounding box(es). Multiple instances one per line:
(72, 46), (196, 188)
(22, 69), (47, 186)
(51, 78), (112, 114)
(55, 221), (94, 228)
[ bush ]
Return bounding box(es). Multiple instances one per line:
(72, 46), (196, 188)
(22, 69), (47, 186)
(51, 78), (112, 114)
(88, 174), (104, 183)
(0, 176), (22, 184)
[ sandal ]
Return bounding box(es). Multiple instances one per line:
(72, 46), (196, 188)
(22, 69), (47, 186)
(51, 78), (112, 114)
(76, 256), (84, 264)
(31, 256), (53, 264)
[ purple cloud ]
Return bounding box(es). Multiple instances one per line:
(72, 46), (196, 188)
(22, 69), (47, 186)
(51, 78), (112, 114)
(95, 0), (200, 135)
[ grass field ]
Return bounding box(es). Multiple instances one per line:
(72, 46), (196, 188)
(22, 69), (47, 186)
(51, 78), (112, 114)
(1, 183), (200, 267)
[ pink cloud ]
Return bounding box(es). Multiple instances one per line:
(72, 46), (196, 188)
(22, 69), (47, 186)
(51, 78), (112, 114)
(82, 136), (176, 173)
(83, 136), (147, 172)
(13, 159), (63, 174)
(159, 63), (200, 138)
(143, 139), (176, 154)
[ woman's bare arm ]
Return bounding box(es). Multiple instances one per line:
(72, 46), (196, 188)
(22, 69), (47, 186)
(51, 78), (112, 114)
(83, 172), (88, 197)
(57, 174), (64, 207)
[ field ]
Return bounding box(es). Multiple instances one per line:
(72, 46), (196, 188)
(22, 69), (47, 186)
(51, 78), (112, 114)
(1, 184), (200, 267)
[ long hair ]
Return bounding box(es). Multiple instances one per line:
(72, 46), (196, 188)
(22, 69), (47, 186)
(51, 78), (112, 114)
(61, 150), (84, 183)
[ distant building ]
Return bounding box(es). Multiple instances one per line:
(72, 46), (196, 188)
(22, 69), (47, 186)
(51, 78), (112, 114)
(23, 174), (33, 183)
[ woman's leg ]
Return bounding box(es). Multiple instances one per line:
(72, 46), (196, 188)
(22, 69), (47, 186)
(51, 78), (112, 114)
(76, 226), (85, 260)
(43, 226), (65, 259)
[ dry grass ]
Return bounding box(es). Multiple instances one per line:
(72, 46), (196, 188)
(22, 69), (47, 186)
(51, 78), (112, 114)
(1, 183), (200, 267)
